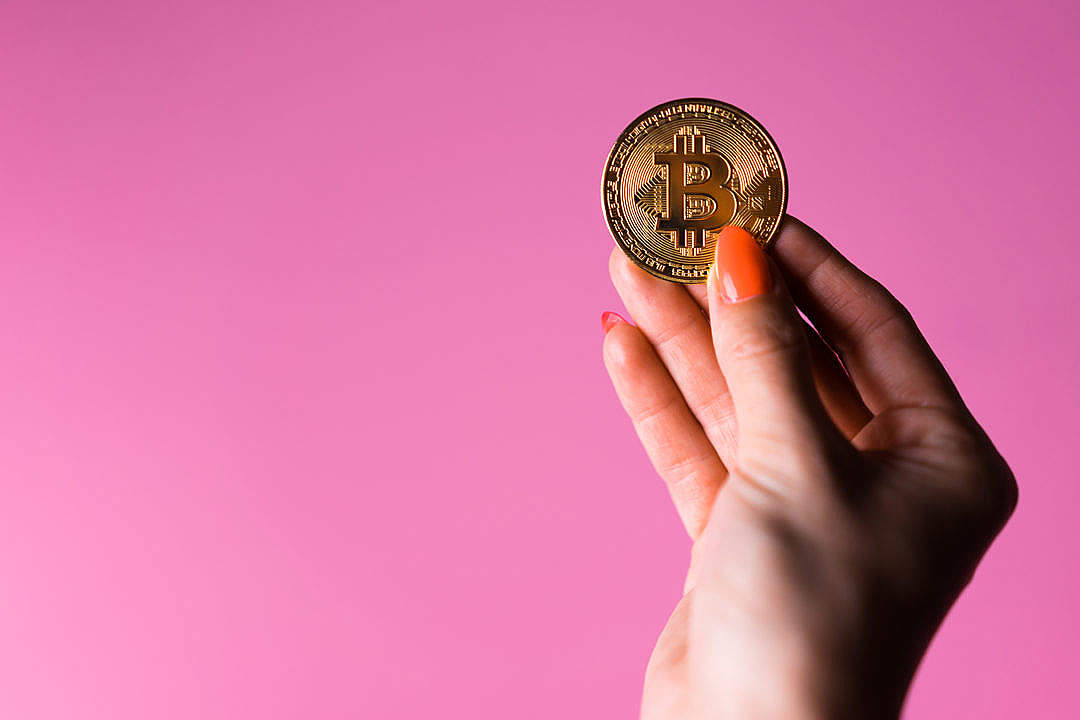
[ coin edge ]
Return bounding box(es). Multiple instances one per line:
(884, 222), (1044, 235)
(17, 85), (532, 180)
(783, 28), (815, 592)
(600, 97), (789, 285)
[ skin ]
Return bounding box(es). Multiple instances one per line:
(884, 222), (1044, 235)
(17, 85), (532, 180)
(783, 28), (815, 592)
(602, 217), (1017, 719)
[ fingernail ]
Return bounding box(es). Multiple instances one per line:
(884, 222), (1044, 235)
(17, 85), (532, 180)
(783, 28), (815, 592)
(712, 226), (771, 303)
(601, 311), (626, 335)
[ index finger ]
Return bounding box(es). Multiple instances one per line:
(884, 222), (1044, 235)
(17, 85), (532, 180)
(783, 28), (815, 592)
(771, 216), (964, 414)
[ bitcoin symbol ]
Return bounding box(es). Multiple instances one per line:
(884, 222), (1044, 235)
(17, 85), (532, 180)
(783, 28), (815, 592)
(602, 98), (788, 284)
(653, 132), (738, 253)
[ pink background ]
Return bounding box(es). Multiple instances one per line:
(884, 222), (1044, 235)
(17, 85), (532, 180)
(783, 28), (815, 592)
(1, 0), (1077, 717)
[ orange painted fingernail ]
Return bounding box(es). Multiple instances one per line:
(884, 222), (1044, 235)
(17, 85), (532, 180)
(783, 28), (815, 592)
(601, 311), (626, 335)
(712, 226), (771, 303)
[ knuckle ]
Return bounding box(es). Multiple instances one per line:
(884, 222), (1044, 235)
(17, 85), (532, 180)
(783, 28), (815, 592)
(629, 391), (682, 427)
(917, 408), (1019, 529)
(654, 451), (715, 496)
(800, 247), (836, 292)
(839, 299), (910, 353)
(650, 312), (699, 353)
(916, 406), (986, 454)
(810, 261), (918, 356)
(653, 451), (700, 481)
(695, 386), (738, 436)
(723, 307), (805, 365)
(959, 456), (1018, 529)
(998, 472), (1019, 522)
(986, 468), (1019, 525)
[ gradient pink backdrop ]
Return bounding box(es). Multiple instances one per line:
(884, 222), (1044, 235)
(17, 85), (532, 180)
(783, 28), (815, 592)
(1, 1), (1077, 717)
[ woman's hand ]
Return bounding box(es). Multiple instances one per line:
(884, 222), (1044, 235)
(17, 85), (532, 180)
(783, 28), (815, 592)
(602, 219), (1017, 720)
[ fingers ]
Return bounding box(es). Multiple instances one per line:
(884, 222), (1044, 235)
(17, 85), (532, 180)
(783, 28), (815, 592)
(602, 314), (726, 538)
(706, 227), (833, 465)
(772, 217), (963, 414)
(804, 323), (873, 438)
(686, 284), (709, 317)
(690, 281), (871, 439)
(609, 250), (738, 470)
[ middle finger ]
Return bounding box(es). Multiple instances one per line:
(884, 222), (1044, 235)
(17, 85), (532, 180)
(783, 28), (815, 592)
(609, 249), (738, 469)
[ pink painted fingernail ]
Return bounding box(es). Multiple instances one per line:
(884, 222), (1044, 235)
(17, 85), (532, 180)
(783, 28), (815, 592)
(601, 311), (626, 335)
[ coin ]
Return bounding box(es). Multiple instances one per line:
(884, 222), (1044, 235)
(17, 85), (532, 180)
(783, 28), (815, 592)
(602, 98), (787, 284)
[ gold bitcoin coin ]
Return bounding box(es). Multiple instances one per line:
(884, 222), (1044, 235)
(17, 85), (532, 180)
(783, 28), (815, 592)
(602, 98), (787, 284)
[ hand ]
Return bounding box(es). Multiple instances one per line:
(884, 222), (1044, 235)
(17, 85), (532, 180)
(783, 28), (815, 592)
(601, 219), (1016, 719)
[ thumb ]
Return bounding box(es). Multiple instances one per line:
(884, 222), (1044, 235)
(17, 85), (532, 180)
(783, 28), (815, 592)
(707, 226), (829, 462)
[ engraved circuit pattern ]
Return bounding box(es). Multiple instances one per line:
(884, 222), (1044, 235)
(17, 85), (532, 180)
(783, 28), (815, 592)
(602, 99), (787, 284)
